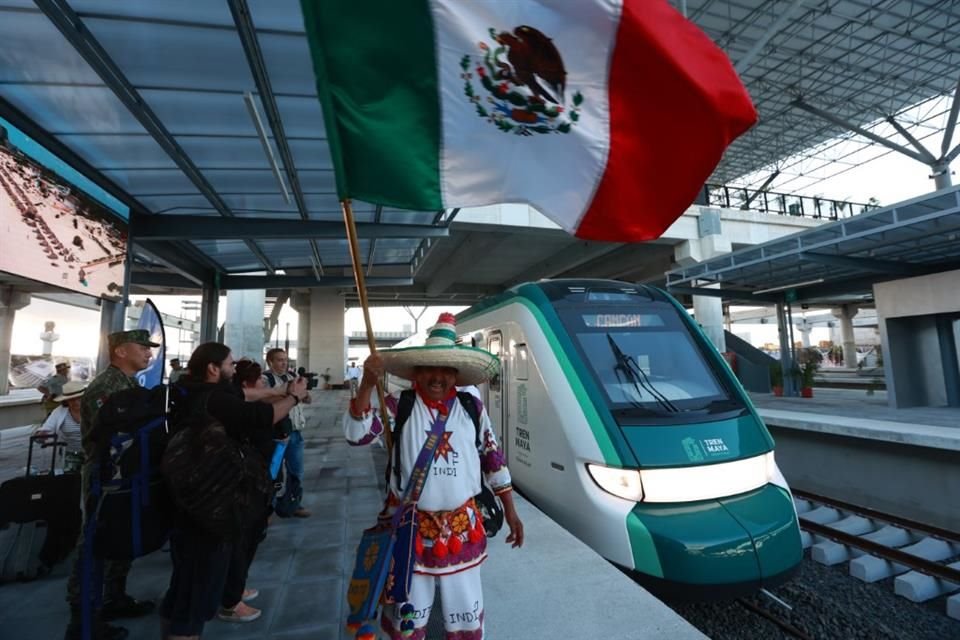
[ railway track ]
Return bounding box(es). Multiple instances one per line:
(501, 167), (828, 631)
(736, 597), (815, 640)
(793, 488), (960, 620)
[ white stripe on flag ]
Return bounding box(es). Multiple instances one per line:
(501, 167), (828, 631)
(431, 0), (621, 233)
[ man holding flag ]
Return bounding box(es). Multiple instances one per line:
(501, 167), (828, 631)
(299, 1), (756, 636)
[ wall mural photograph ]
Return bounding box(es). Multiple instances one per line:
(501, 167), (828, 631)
(0, 129), (127, 300)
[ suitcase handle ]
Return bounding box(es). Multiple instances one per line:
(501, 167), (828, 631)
(27, 434), (64, 475)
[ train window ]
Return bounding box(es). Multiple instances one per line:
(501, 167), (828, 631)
(515, 344), (529, 380)
(578, 330), (727, 411)
(488, 334), (502, 391)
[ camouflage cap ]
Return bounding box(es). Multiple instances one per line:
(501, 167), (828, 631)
(108, 329), (160, 349)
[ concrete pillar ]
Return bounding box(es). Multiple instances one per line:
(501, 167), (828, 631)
(776, 301), (798, 397)
(96, 298), (125, 373)
(932, 162), (952, 190)
(832, 304), (859, 367)
(936, 316), (960, 408)
(199, 289), (216, 343)
(308, 290), (345, 383)
(693, 294), (726, 353)
(291, 293), (311, 371)
(0, 288), (30, 395)
(796, 318), (812, 348)
(224, 289), (266, 361)
(200, 285), (220, 343)
(674, 232), (731, 353)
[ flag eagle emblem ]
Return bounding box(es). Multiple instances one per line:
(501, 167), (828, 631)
(461, 26), (583, 136)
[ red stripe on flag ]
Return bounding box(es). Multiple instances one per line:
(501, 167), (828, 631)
(577, 0), (757, 242)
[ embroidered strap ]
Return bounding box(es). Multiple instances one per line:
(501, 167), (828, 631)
(398, 394), (455, 508)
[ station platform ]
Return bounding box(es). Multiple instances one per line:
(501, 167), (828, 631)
(751, 388), (960, 451)
(751, 388), (960, 532)
(0, 390), (706, 640)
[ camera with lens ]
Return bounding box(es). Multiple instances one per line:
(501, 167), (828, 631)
(297, 367), (320, 390)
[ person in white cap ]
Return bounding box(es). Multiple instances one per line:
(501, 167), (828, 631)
(344, 312), (523, 639)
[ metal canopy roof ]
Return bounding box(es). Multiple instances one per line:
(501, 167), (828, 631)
(696, 0), (960, 193)
(666, 185), (960, 303)
(0, 0), (959, 301)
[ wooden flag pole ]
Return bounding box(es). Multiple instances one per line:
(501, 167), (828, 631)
(340, 198), (393, 452)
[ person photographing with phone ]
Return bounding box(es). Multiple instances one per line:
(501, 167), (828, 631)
(263, 348), (312, 518)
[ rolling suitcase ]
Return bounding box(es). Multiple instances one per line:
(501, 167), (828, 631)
(0, 521), (48, 582)
(0, 434), (81, 582)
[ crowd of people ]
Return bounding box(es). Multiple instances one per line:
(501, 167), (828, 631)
(35, 311), (521, 639)
(39, 333), (313, 640)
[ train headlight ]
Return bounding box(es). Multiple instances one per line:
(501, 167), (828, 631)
(638, 452), (776, 503)
(586, 464), (644, 502)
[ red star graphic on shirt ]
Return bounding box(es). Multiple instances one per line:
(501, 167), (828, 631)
(431, 430), (456, 462)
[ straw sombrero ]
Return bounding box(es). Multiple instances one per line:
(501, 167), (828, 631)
(380, 313), (499, 386)
(53, 381), (86, 403)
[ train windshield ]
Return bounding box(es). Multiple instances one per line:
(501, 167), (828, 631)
(559, 303), (741, 419)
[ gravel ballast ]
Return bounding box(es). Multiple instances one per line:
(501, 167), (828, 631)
(665, 555), (960, 640)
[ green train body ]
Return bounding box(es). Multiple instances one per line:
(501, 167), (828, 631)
(455, 279), (802, 598)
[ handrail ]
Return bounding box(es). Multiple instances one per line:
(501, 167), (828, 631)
(702, 183), (878, 220)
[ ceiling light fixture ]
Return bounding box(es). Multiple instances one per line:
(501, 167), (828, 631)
(243, 91), (291, 205)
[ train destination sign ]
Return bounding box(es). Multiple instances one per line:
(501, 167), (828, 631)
(582, 313), (665, 328)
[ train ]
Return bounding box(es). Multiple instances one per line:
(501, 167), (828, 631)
(390, 279), (802, 598)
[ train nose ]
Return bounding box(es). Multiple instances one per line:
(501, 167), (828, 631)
(627, 484), (802, 599)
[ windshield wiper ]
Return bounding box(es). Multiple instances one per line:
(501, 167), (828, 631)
(679, 398), (743, 414)
(605, 333), (679, 413)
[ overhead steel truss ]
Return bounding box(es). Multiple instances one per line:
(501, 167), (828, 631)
(131, 214), (450, 241)
(228, 0), (325, 278)
(666, 185), (960, 303)
(5, 0), (960, 294)
(34, 0), (277, 274)
(689, 0), (960, 194)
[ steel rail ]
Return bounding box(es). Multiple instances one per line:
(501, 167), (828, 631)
(792, 489), (960, 545)
(795, 489), (960, 584)
(799, 519), (960, 586)
(736, 598), (815, 640)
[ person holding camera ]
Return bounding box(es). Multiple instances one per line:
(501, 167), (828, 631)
(263, 348), (311, 518)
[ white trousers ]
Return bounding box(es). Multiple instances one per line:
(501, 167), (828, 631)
(381, 565), (484, 639)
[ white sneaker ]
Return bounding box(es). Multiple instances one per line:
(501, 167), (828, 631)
(217, 601), (262, 623)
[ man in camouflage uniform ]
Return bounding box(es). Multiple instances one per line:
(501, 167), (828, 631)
(64, 330), (159, 640)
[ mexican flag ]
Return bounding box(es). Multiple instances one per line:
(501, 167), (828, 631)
(301, 0), (756, 242)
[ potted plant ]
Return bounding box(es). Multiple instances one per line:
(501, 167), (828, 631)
(800, 361), (818, 398)
(769, 362), (783, 397)
(321, 367), (332, 390)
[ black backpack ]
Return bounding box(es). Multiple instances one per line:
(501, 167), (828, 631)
(89, 384), (176, 560)
(393, 390), (504, 537)
(93, 384), (173, 479)
(161, 393), (271, 540)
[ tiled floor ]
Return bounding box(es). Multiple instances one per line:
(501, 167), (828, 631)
(0, 390), (383, 640)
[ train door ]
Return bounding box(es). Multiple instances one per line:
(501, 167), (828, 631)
(486, 331), (506, 456)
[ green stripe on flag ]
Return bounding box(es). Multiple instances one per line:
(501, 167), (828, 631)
(300, 0), (443, 209)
